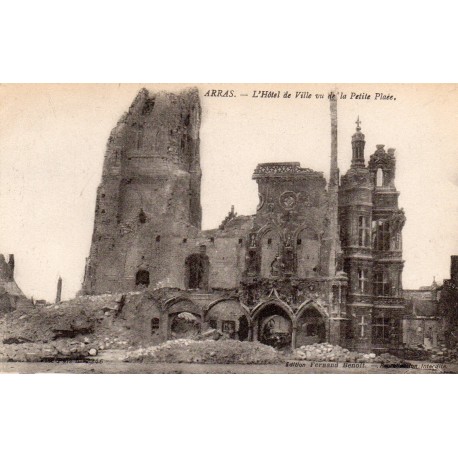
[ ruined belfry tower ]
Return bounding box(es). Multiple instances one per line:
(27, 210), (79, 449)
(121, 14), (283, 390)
(82, 87), (405, 352)
(82, 88), (202, 294)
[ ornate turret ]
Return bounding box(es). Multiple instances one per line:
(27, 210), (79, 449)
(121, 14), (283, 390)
(351, 116), (366, 168)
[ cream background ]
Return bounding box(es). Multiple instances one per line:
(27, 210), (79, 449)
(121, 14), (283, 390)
(0, 83), (456, 301)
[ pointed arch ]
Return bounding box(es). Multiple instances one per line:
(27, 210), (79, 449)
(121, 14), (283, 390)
(296, 300), (329, 320)
(204, 297), (252, 323)
(251, 299), (295, 322)
(162, 295), (202, 316)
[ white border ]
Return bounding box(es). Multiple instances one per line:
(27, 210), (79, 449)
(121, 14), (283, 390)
(1, 1), (456, 457)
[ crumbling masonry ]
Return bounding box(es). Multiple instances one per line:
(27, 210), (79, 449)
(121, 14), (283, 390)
(82, 88), (406, 352)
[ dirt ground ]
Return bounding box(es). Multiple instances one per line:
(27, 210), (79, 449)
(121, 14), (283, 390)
(1, 360), (455, 374)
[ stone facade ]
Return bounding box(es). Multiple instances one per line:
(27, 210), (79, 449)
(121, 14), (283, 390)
(402, 286), (440, 349)
(82, 88), (406, 351)
(438, 256), (458, 346)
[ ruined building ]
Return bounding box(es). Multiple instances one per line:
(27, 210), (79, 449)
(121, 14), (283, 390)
(0, 254), (31, 313)
(82, 88), (406, 351)
(438, 256), (458, 346)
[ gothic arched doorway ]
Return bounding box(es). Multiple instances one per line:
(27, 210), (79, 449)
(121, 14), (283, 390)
(296, 307), (326, 347)
(254, 303), (293, 350)
(170, 312), (201, 340)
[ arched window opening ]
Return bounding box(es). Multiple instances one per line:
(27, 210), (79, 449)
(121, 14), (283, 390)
(376, 168), (384, 187)
(135, 269), (150, 287)
(185, 253), (209, 290)
(156, 235), (161, 242)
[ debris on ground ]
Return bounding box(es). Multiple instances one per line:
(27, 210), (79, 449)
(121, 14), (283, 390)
(428, 344), (458, 363)
(124, 339), (283, 364)
(292, 342), (404, 364)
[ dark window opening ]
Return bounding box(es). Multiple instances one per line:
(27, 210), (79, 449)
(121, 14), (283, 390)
(238, 316), (249, 341)
(136, 269), (150, 287)
(101, 193), (105, 198)
(238, 238), (243, 245)
(183, 238), (187, 244)
(101, 209), (105, 214)
(210, 237), (215, 244)
(209, 320), (217, 330)
(138, 209), (147, 224)
(151, 318), (160, 335)
(185, 253), (209, 290)
(156, 235), (161, 242)
(267, 238), (272, 246)
(297, 239), (302, 245)
(373, 220), (390, 251)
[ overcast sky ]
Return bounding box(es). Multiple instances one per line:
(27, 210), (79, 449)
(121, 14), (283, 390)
(0, 84), (456, 301)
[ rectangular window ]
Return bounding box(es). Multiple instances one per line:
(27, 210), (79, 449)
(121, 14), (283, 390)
(374, 270), (391, 296)
(358, 269), (368, 294)
(358, 216), (371, 247)
(374, 221), (390, 251)
(373, 316), (392, 341)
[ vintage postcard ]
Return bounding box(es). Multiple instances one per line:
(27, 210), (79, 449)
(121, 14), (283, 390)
(0, 83), (456, 374)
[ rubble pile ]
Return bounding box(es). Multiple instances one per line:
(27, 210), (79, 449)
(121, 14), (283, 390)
(0, 340), (91, 362)
(124, 339), (283, 364)
(293, 342), (403, 364)
(429, 345), (458, 363)
(0, 294), (139, 362)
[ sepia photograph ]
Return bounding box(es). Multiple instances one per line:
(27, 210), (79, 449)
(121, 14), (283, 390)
(1, 3), (457, 458)
(1, 83), (456, 374)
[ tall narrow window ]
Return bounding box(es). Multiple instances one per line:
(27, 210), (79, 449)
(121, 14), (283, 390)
(374, 221), (390, 251)
(359, 315), (368, 338)
(376, 168), (384, 187)
(185, 253), (209, 290)
(358, 269), (368, 294)
(374, 270), (391, 296)
(358, 216), (371, 247)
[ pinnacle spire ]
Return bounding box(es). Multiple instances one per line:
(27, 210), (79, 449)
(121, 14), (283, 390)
(351, 115), (366, 168)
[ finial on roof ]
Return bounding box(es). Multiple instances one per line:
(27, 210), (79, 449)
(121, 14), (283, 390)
(355, 116), (362, 131)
